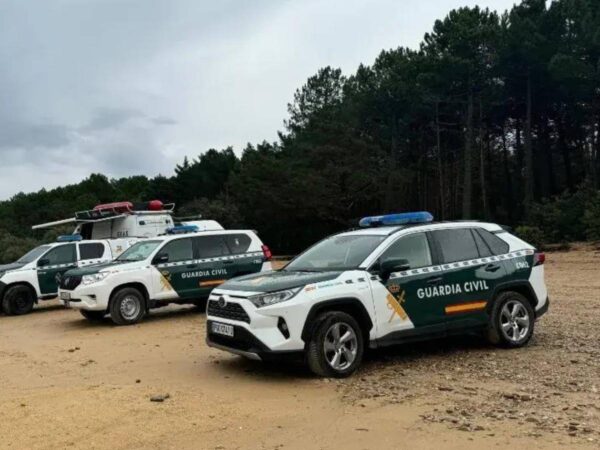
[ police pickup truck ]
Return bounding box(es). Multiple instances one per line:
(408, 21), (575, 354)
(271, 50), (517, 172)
(0, 236), (136, 315)
(58, 226), (273, 325)
(206, 212), (549, 377)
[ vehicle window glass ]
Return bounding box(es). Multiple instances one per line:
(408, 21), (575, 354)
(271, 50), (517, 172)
(196, 236), (231, 258)
(224, 234), (251, 255)
(117, 240), (162, 262)
(79, 243), (105, 260)
(379, 233), (432, 269)
(432, 229), (480, 263)
(477, 229), (510, 255)
(42, 244), (76, 265)
(471, 229), (492, 257)
(285, 235), (386, 271)
(17, 245), (51, 264)
(160, 238), (193, 262)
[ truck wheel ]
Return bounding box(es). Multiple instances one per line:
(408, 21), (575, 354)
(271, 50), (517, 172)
(80, 310), (106, 322)
(194, 299), (207, 313)
(487, 291), (535, 348)
(306, 311), (364, 378)
(2, 285), (35, 316)
(109, 288), (146, 326)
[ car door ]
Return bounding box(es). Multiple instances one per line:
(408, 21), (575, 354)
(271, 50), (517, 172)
(429, 228), (507, 332)
(222, 233), (263, 276)
(77, 242), (107, 267)
(152, 237), (196, 299)
(369, 232), (442, 341)
(193, 235), (232, 297)
(37, 244), (77, 295)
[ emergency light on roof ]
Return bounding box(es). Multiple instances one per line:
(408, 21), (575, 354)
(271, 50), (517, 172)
(57, 234), (83, 242)
(166, 225), (199, 235)
(359, 211), (434, 228)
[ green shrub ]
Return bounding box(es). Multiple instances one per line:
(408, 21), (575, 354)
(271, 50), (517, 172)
(514, 225), (546, 249)
(583, 190), (600, 241)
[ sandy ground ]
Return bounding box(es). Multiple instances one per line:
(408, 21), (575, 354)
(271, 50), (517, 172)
(0, 249), (598, 449)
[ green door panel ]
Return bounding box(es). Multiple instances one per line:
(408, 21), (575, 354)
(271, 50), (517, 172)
(37, 244), (77, 295)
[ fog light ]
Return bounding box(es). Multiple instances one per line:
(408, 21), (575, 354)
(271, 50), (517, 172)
(277, 317), (290, 339)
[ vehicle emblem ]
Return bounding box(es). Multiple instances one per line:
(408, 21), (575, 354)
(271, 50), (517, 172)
(218, 296), (227, 308)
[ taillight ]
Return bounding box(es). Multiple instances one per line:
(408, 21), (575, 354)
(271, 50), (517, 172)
(534, 251), (545, 266)
(261, 244), (272, 261)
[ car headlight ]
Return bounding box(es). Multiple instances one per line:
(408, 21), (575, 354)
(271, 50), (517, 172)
(81, 272), (111, 285)
(248, 287), (302, 308)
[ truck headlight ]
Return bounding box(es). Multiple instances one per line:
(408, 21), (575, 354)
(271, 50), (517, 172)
(248, 288), (302, 308)
(81, 272), (111, 285)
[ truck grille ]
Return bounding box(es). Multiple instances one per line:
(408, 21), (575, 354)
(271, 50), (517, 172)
(60, 275), (82, 291)
(207, 300), (250, 323)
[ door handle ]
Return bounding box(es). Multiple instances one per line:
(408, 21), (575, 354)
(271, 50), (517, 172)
(426, 276), (443, 284)
(484, 264), (500, 272)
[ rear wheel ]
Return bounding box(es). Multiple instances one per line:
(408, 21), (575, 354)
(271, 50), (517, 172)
(487, 291), (534, 348)
(80, 310), (106, 322)
(306, 311), (364, 378)
(2, 285), (35, 316)
(109, 288), (146, 326)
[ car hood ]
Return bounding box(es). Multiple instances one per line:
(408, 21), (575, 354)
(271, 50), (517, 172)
(0, 262), (26, 276)
(64, 260), (138, 277)
(220, 270), (343, 293)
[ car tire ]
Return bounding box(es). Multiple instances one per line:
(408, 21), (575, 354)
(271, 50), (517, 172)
(80, 310), (106, 322)
(306, 311), (364, 378)
(487, 291), (535, 348)
(194, 299), (207, 313)
(109, 287), (146, 326)
(2, 285), (35, 316)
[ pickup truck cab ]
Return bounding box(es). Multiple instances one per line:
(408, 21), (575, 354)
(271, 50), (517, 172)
(0, 237), (136, 315)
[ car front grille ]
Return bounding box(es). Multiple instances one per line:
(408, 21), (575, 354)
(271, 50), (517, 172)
(207, 300), (250, 323)
(60, 275), (82, 291)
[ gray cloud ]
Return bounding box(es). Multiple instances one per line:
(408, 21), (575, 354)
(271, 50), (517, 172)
(0, 0), (517, 199)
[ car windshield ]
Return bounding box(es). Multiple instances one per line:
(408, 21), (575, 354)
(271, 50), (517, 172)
(284, 234), (386, 271)
(17, 245), (51, 264)
(116, 240), (162, 262)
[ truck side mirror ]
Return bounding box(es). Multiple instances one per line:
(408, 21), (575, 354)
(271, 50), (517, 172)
(380, 258), (410, 279)
(152, 253), (169, 264)
(38, 258), (50, 267)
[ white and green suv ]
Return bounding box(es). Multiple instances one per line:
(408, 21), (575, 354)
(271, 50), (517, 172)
(58, 227), (273, 325)
(206, 213), (549, 377)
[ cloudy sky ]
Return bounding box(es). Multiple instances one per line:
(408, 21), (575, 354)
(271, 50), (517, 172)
(0, 0), (518, 199)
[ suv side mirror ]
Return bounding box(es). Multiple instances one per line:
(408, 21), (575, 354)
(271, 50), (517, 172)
(152, 253), (169, 264)
(380, 258), (410, 279)
(38, 258), (50, 267)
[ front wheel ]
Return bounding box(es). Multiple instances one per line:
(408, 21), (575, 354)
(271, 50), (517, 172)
(2, 285), (35, 316)
(80, 309), (106, 322)
(306, 311), (364, 378)
(487, 291), (534, 348)
(109, 288), (146, 326)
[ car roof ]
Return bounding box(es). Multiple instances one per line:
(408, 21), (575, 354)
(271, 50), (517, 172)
(157, 229), (256, 242)
(339, 221), (504, 237)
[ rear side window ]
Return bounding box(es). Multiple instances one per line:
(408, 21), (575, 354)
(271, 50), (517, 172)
(379, 233), (432, 269)
(79, 243), (105, 260)
(195, 236), (231, 258)
(224, 234), (251, 255)
(477, 229), (510, 255)
(160, 238), (193, 262)
(432, 229), (479, 263)
(42, 244), (76, 265)
(471, 230), (492, 257)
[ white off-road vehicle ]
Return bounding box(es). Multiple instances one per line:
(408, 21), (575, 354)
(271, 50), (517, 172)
(0, 237), (136, 315)
(206, 212), (549, 377)
(58, 227), (273, 325)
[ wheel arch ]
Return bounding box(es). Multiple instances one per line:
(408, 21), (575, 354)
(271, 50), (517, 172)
(109, 282), (150, 311)
(1, 281), (38, 302)
(301, 298), (374, 344)
(488, 281), (539, 313)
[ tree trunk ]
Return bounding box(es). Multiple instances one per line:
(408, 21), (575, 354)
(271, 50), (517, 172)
(557, 119), (574, 192)
(501, 123), (514, 221)
(462, 91), (474, 219)
(435, 102), (446, 220)
(384, 116), (399, 212)
(524, 73), (534, 215)
(479, 99), (489, 220)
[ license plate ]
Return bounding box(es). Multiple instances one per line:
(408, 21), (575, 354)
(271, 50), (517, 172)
(211, 322), (234, 337)
(60, 291), (71, 301)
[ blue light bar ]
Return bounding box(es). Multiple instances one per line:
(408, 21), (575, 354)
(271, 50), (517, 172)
(57, 234), (83, 242)
(166, 225), (199, 234)
(359, 212), (434, 228)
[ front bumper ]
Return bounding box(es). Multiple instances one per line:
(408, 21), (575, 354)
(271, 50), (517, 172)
(58, 283), (112, 311)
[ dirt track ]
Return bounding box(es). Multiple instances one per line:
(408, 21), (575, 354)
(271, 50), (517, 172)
(0, 248), (598, 449)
